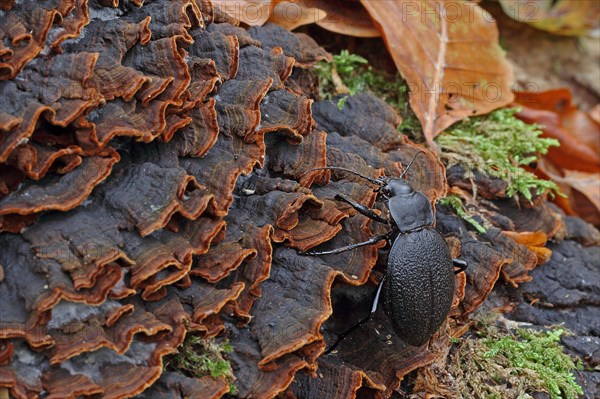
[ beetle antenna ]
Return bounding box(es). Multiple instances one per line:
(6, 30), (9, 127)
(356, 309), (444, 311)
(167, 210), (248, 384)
(304, 167), (385, 186)
(399, 151), (425, 179)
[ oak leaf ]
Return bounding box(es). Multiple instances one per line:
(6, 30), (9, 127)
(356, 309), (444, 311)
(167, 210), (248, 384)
(514, 89), (599, 174)
(514, 89), (600, 225)
(360, 0), (515, 148)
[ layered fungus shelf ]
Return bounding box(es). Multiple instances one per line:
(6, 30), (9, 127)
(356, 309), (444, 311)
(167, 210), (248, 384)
(0, 1), (570, 398)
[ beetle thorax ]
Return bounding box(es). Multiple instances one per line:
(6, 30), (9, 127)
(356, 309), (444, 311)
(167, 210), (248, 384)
(384, 179), (435, 233)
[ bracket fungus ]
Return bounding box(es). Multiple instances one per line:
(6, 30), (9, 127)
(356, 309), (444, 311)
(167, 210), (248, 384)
(0, 1), (566, 398)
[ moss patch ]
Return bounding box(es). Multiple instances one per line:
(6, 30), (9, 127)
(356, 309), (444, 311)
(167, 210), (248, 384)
(313, 52), (561, 203)
(436, 108), (561, 201)
(449, 314), (583, 399)
(439, 195), (487, 233)
(313, 50), (420, 131)
(165, 334), (237, 395)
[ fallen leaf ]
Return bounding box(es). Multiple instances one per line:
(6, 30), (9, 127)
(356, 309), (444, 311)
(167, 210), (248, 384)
(499, 0), (600, 36)
(360, 0), (514, 148)
(271, 0), (380, 37)
(516, 107), (599, 174)
(561, 170), (600, 220)
(589, 104), (600, 125)
(541, 165), (600, 226)
(212, 0), (273, 25)
(214, 0), (380, 37)
(514, 88), (600, 224)
(269, 0), (325, 31)
(514, 89), (600, 174)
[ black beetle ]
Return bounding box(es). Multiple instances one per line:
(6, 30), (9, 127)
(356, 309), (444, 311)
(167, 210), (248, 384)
(302, 152), (466, 350)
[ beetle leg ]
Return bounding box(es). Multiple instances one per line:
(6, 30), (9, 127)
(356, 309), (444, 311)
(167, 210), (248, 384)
(334, 193), (389, 224)
(453, 258), (468, 274)
(324, 276), (386, 355)
(300, 234), (389, 256)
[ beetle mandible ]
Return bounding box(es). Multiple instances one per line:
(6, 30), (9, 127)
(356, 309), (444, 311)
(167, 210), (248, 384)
(302, 151), (467, 351)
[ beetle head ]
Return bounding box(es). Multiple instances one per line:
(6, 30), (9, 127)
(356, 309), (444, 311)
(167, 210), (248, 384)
(379, 178), (414, 198)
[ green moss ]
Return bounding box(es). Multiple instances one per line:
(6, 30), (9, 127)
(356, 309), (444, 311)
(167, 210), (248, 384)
(313, 50), (419, 130)
(435, 108), (561, 201)
(483, 328), (583, 399)
(449, 314), (583, 399)
(449, 336), (461, 344)
(165, 335), (237, 395)
(313, 52), (561, 202)
(314, 50), (368, 101)
(438, 195), (487, 233)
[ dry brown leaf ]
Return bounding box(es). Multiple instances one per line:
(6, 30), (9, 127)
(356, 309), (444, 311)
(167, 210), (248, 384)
(516, 107), (600, 174)
(589, 104), (600, 125)
(360, 0), (514, 149)
(212, 0), (273, 25)
(542, 165), (600, 226)
(499, 0), (600, 36)
(561, 170), (600, 214)
(215, 0), (380, 37)
(514, 89), (600, 225)
(271, 0), (380, 37)
(269, 0), (325, 31)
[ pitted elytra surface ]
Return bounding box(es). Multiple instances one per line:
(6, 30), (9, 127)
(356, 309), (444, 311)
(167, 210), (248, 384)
(385, 228), (455, 347)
